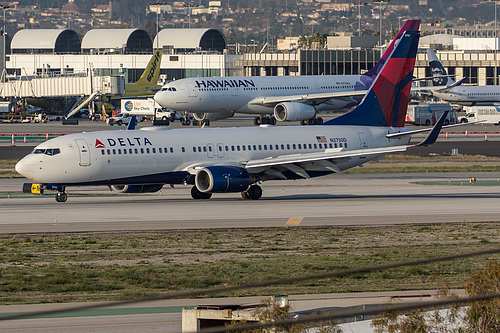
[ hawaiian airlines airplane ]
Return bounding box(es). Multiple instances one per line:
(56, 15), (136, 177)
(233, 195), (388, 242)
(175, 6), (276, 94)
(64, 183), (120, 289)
(16, 29), (442, 203)
(154, 20), (420, 126)
(426, 48), (500, 106)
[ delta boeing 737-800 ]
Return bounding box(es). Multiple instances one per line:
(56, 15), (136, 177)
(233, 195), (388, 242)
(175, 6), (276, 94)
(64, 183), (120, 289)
(154, 20), (420, 126)
(16, 28), (445, 203)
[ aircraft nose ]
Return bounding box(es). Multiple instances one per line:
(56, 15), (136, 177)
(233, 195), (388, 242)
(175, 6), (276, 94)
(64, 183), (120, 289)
(15, 157), (35, 179)
(154, 90), (168, 107)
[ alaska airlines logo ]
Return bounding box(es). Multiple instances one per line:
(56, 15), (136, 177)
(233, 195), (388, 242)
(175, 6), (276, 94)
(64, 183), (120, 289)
(430, 61), (447, 86)
(124, 101), (134, 112)
(95, 137), (153, 148)
(146, 51), (161, 82)
(195, 79), (256, 88)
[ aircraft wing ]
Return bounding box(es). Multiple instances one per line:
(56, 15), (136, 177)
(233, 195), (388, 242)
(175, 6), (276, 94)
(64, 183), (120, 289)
(248, 90), (368, 107)
(243, 145), (409, 179)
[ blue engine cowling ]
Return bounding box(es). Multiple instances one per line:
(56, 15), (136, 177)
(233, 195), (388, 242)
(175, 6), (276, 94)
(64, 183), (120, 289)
(110, 184), (164, 193)
(195, 166), (252, 193)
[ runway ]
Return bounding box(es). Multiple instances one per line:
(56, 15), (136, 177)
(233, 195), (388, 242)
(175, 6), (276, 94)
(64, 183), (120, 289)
(2, 172), (500, 233)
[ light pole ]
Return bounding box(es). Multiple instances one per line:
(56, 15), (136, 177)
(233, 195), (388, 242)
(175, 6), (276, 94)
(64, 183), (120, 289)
(484, 0), (499, 85)
(356, 1), (367, 36)
(0, 3), (9, 83)
(183, 3), (199, 29)
(372, 0), (390, 52)
(148, 2), (168, 49)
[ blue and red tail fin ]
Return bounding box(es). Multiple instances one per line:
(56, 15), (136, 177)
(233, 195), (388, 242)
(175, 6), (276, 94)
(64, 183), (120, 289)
(363, 19), (420, 80)
(324, 30), (420, 127)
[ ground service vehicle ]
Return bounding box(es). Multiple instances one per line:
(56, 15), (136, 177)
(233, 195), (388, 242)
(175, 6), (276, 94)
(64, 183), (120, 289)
(407, 103), (456, 126)
(459, 106), (500, 124)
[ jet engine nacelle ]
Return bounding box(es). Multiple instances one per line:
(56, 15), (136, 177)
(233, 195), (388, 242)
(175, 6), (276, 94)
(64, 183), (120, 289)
(195, 166), (252, 193)
(274, 102), (317, 122)
(193, 111), (235, 122)
(110, 184), (164, 193)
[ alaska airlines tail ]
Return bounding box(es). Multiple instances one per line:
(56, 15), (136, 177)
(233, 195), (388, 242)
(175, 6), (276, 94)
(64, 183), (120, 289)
(363, 20), (420, 79)
(135, 49), (163, 85)
(324, 30), (420, 127)
(427, 48), (455, 87)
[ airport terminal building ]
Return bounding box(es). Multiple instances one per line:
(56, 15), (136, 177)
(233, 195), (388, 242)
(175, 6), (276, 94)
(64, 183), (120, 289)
(4, 28), (500, 87)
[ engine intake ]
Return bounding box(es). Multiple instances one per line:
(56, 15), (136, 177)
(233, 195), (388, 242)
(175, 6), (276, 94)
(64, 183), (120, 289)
(195, 166), (252, 193)
(274, 102), (317, 122)
(110, 184), (164, 193)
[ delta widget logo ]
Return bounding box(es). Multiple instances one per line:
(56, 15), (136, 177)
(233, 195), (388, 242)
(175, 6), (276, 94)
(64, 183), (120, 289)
(95, 139), (105, 148)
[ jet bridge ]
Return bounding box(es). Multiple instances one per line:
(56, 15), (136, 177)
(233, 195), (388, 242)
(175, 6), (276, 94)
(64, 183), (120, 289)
(0, 74), (125, 98)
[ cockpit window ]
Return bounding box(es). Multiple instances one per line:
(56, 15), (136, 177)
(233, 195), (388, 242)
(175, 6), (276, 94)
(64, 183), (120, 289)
(161, 87), (177, 92)
(32, 148), (61, 156)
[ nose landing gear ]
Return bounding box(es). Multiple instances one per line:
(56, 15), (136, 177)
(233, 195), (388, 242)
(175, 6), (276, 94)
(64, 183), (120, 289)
(55, 191), (67, 202)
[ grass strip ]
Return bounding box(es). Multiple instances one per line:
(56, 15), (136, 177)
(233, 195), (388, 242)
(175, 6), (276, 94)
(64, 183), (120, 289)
(0, 223), (498, 305)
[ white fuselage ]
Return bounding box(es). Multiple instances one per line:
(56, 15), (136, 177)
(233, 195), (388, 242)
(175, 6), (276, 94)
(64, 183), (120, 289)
(16, 125), (408, 186)
(433, 85), (500, 105)
(154, 75), (371, 115)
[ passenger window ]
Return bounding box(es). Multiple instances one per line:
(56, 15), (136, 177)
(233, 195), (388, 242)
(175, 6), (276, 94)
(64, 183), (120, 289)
(298, 144), (302, 149)
(242, 146), (246, 151)
(247, 145), (251, 150)
(203, 146), (207, 152)
(225, 146), (229, 151)
(237, 146), (240, 151)
(152, 148), (156, 153)
(107, 149), (111, 155)
(141, 148), (144, 154)
(318, 144), (322, 149)
(146, 148), (150, 154)
(287, 144), (290, 150)
(181, 147), (185, 153)
(281, 144), (285, 150)
(329, 143), (333, 148)
(293, 144), (296, 149)
(112, 149), (116, 155)
(253, 145), (257, 150)
(264, 145), (267, 150)
(339, 143), (343, 148)
(170, 147), (174, 153)
(231, 145), (235, 151)
(345, 143), (348, 148)
(313, 144), (317, 149)
(308, 144), (312, 149)
(218, 146), (222, 151)
(269, 145), (273, 150)
(135, 148), (138, 154)
(159, 148), (162, 153)
(123, 149), (127, 155)
(193, 147), (197, 152)
(118, 149), (121, 154)
(275, 144), (279, 150)
(258, 145), (262, 150)
(208, 146), (212, 152)
(101, 150), (105, 155)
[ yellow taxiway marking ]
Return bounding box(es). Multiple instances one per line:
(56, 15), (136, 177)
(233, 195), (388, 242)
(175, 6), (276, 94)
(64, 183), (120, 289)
(286, 217), (304, 225)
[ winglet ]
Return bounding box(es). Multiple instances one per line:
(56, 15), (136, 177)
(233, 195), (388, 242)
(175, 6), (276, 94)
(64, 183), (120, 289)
(127, 116), (137, 130)
(415, 111), (448, 146)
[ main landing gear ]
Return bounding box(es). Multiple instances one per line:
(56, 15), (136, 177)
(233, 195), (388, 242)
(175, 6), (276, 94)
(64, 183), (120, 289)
(254, 116), (277, 126)
(191, 186), (212, 200)
(241, 185), (263, 200)
(190, 184), (263, 200)
(55, 191), (67, 202)
(300, 117), (323, 125)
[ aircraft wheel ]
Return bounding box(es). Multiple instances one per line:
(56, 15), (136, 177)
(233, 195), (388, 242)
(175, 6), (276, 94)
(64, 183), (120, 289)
(185, 119), (191, 126)
(191, 186), (212, 200)
(308, 118), (317, 125)
(300, 119), (308, 126)
(56, 192), (67, 202)
(192, 120), (199, 126)
(244, 185), (262, 200)
(316, 117), (323, 124)
(270, 117), (277, 125)
(204, 120), (210, 126)
(254, 117), (261, 126)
